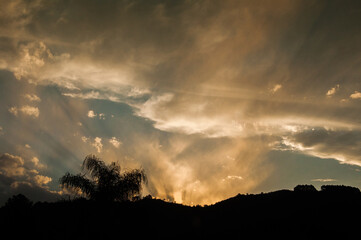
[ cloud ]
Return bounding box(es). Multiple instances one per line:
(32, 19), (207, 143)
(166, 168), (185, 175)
(92, 137), (103, 153)
(280, 128), (361, 166)
(0, 153), (25, 177)
(271, 84), (282, 94)
(33, 175), (52, 186)
(8, 107), (18, 116)
(109, 137), (121, 148)
(87, 110), (105, 119)
(311, 178), (337, 182)
(0, 0), (43, 38)
(81, 136), (104, 153)
(8, 106), (39, 118)
(134, 93), (246, 138)
(0, 153), (49, 182)
(12, 41), (50, 80)
(87, 110), (97, 118)
(63, 91), (102, 100)
(121, 133), (275, 205)
(1, 0), (361, 204)
(19, 106), (39, 118)
(3, 38), (138, 102)
(222, 175), (244, 182)
(326, 84), (339, 97)
(31, 157), (45, 169)
(98, 113), (105, 120)
(0, 153), (57, 204)
(1, 1), (360, 136)
(350, 91), (361, 99)
(24, 94), (41, 102)
(6, 41), (71, 85)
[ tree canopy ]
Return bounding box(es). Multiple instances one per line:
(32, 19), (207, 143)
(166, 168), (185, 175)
(59, 155), (146, 202)
(320, 185), (360, 194)
(294, 184), (317, 193)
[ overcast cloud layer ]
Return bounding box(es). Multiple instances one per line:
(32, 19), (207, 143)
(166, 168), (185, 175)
(1, 0), (361, 205)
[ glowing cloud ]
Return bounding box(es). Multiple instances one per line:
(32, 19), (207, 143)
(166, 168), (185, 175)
(0, 153), (53, 192)
(350, 91), (361, 99)
(24, 94), (41, 102)
(109, 137), (122, 148)
(8, 106), (39, 118)
(311, 178), (337, 182)
(0, 153), (25, 177)
(1, 0), (361, 205)
(33, 175), (52, 186)
(20, 106), (40, 118)
(326, 84), (339, 96)
(92, 137), (103, 153)
(87, 110), (97, 118)
(271, 84), (282, 94)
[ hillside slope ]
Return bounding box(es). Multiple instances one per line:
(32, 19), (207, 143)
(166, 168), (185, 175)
(1, 188), (360, 239)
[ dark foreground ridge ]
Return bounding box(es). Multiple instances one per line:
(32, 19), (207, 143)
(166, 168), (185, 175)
(1, 185), (360, 239)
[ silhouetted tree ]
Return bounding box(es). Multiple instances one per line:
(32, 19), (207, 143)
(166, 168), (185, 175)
(59, 154), (146, 202)
(321, 185), (360, 194)
(4, 194), (33, 210)
(294, 184), (317, 192)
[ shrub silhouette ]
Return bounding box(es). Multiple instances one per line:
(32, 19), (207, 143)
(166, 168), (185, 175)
(59, 154), (146, 202)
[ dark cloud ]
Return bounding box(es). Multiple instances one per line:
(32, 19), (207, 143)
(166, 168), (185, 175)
(289, 128), (361, 165)
(0, 153), (59, 206)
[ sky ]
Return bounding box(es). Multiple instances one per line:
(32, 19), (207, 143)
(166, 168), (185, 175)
(1, 0), (361, 206)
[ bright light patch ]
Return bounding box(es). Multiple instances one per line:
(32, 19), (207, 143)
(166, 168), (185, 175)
(24, 94), (41, 102)
(326, 84), (339, 96)
(222, 175), (244, 182)
(311, 178), (337, 182)
(350, 91), (361, 99)
(9, 106), (39, 118)
(109, 137), (122, 148)
(87, 110), (97, 118)
(271, 84), (282, 93)
(92, 137), (103, 153)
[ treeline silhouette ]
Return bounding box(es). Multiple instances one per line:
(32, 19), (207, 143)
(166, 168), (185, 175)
(1, 156), (360, 239)
(2, 185), (361, 239)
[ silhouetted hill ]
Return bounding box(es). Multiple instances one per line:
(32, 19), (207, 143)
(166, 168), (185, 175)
(1, 185), (361, 239)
